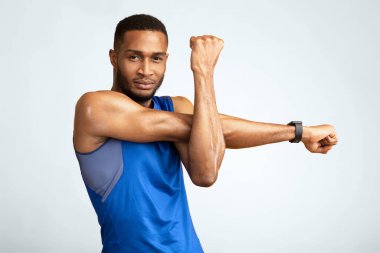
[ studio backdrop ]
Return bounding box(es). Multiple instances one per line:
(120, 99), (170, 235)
(0, 0), (379, 252)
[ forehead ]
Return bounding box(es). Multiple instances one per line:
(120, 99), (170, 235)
(120, 30), (167, 53)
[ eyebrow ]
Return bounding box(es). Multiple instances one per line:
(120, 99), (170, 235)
(124, 49), (167, 56)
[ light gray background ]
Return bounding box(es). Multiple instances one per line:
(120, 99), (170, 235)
(1, 0), (379, 252)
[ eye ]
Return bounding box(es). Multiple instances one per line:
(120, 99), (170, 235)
(128, 55), (140, 61)
(153, 56), (163, 62)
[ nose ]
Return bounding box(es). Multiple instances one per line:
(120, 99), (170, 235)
(137, 58), (153, 76)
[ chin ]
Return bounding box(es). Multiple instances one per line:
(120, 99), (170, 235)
(128, 89), (156, 103)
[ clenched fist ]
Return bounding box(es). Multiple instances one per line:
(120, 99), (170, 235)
(302, 124), (338, 154)
(190, 35), (224, 75)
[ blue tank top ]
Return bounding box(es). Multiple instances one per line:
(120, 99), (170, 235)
(73, 95), (204, 253)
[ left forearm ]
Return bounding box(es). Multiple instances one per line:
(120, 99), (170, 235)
(188, 72), (225, 184)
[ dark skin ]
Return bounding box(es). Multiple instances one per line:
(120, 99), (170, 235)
(73, 30), (338, 187)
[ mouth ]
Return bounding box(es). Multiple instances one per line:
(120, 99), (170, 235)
(134, 79), (155, 90)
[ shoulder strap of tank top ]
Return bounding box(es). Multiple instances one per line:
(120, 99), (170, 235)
(155, 96), (174, 112)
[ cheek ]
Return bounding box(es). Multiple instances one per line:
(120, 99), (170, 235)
(157, 64), (166, 74)
(118, 61), (138, 76)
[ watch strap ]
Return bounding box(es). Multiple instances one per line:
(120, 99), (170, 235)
(287, 121), (303, 143)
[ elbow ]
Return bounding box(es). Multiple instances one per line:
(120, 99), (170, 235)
(190, 171), (218, 188)
(188, 156), (224, 187)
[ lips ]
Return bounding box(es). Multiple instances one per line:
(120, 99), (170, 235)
(134, 79), (155, 90)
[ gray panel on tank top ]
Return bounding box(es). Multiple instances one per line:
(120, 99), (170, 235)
(75, 138), (123, 202)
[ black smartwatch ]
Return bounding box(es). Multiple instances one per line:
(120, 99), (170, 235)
(287, 121), (303, 143)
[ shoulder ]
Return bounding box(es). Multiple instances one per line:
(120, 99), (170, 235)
(170, 96), (194, 114)
(75, 90), (138, 117)
(76, 90), (130, 106)
(73, 90), (136, 153)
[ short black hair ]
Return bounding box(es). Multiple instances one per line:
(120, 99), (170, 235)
(113, 14), (168, 52)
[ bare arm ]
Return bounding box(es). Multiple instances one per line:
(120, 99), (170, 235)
(75, 91), (337, 150)
(186, 35), (226, 187)
(171, 96), (338, 179)
(74, 91), (337, 187)
(73, 90), (193, 144)
(218, 114), (300, 148)
(185, 72), (225, 186)
(208, 114), (337, 151)
(74, 91), (297, 147)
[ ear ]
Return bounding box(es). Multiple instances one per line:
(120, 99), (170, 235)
(109, 49), (117, 67)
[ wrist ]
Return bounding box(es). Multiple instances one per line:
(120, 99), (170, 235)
(192, 68), (214, 78)
(287, 121), (303, 143)
(192, 71), (214, 88)
(301, 126), (311, 143)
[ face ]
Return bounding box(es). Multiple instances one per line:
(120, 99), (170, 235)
(110, 30), (168, 104)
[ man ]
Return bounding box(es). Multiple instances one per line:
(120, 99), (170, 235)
(73, 14), (338, 253)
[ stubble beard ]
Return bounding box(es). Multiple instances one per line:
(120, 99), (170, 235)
(116, 65), (164, 103)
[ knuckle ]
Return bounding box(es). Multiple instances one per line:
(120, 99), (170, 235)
(197, 40), (204, 45)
